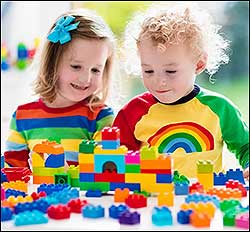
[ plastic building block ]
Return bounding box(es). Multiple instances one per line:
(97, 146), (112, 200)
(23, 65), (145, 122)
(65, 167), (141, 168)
(5, 189), (26, 198)
(235, 212), (249, 229)
(223, 205), (248, 226)
(109, 204), (129, 219)
(14, 210), (48, 226)
(54, 173), (71, 185)
(14, 198), (50, 214)
(94, 171), (125, 182)
(82, 204), (105, 218)
(119, 210), (140, 225)
(156, 174), (172, 183)
(33, 140), (64, 154)
(152, 206), (173, 226)
(226, 168), (245, 185)
(197, 172), (213, 191)
(219, 199), (241, 213)
(225, 179), (247, 197)
(79, 182), (110, 192)
(185, 193), (220, 208)
(79, 139), (97, 153)
(37, 183), (70, 195)
(85, 190), (102, 197)
(2, 180), (28, 193)
(102, 140), (120, 150)
(67, 165), (79, 179)
(101, 126), (120, 140)
(207, 187), (242, 200)
(190, 212), (211, 227)
(172, 170), (190, 184)
(110, 182), (140, 191)
(1, 171), (8, 183)
(1, 207), (13, 221)
(175, 183), (189, 195)
(1, 187), (6, 200)
(47, 204), (71, 219)
(125, 164), (141, 173)
(114, 188), (130, 202)
(45, 153), (64, 168)
(1, 167), (31, 183)
(197, 160), (213, 173)
(140, 146), (158, 160)
(67, 198), (89, 213)
(213, 172), (228, 185)
(189, 182), (204, 193)
(125, 194), (147, 208)
(158, 192), (174, 207)
(1, 154), (4, 168)
(125, 151), (140, 164)
(177, 209), (193, 224)
(31, 191), (47, 201)
(33, 175), (54, 184)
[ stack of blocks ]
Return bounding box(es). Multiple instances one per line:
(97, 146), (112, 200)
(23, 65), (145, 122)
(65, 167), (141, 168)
(196, 160), (214, 191)
(78, 127), (173, 193)
(31, 140), (65, 184)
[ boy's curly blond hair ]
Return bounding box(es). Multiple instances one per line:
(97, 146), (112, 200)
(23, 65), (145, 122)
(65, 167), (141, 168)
(122, 2), (230, 78)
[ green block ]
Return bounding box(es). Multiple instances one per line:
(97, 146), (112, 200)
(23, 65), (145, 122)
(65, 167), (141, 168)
(79, 182), (110, 192)
(133, 190), (151, 197)
(16, 59), (27, 70)
(54, 173), (71, 185)
(32, 166), (65, 176)
(220, 199), (240, 212)
(70, 178), (80, 187)
(125, 164), (140, 173)
(67, 165), (79, 178)
(79, 139), (97, 153)
(140, 146), (158, 160)
(197, 160), (213, 173)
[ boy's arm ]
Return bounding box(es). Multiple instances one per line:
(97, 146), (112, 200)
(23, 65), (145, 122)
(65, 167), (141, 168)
(4, 113), (30, 167)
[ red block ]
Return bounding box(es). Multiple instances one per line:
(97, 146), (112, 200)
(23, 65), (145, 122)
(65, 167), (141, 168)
(47, 205), (71, 219)
(101, 127), (120, 140)
(125, 194), (147, 208)
(67, 198), (89, 213)
(140, 169), (171, 174)
(94, 171), (125, 182)
(189, 182), (204, 193)
(1, 167), (31, 183)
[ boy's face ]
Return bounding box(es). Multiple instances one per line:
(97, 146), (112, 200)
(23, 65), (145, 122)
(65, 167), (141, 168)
(138, 39), (204, 104)
(54, 38), (109, 107)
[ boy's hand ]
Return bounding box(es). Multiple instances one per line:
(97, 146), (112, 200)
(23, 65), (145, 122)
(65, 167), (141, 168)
(243, 167), (249, 181)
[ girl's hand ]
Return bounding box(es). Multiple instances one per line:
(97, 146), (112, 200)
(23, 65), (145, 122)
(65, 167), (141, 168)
(243, 166), (249, 181)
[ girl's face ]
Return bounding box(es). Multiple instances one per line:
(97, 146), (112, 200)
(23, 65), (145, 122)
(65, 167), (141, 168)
(52, 38), (109, 107)
(138, 38), (206, 104)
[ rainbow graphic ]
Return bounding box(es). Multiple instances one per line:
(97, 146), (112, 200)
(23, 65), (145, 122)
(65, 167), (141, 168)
(148, 122), (214, 153)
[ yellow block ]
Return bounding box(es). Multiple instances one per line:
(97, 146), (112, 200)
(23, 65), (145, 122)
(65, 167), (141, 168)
(79, 153), (94, 163)
(94, 145), (128, 154)
(32, 152), (44, 167)
(141, 182), (174, 193)
(125, 173), (142, 183)
(197, 172), (213, 190)
(158, 192), (174, 207)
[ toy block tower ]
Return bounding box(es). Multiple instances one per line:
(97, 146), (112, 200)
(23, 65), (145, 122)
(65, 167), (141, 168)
(197, 160), (214, 190)
(31, 140), (65, 184)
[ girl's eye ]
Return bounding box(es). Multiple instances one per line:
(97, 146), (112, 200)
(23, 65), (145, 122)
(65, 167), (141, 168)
(91, 68), (100, 73)
(145, 70), (154, 74)
(71, 65), (81, 70)
(166, 70), (176, 74)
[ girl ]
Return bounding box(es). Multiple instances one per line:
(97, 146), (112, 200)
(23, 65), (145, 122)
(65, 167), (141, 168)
(4, 8), (117, 167)
(113, 2), (249, 179)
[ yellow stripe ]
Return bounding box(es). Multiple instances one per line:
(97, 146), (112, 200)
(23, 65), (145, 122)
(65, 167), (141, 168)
(8, 130), (26, 144)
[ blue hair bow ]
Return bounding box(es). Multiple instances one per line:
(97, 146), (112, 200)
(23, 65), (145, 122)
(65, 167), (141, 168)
(47, 15), (80, 44)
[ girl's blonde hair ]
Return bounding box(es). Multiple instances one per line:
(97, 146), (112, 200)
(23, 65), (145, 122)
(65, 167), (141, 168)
(122, 2), (230, 78)
(33, 8), (116, 109)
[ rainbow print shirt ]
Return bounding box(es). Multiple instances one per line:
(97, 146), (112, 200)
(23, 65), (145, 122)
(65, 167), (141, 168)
(4, 98), (114, 167)
(113, 85), (249, 177)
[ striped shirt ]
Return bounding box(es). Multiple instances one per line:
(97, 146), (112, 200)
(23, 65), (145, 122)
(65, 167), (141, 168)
(4, 98), (114, 167)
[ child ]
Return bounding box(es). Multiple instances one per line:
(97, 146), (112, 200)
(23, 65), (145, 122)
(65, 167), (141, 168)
(113, 2), (249, 179)
(4, 8), (117, 167)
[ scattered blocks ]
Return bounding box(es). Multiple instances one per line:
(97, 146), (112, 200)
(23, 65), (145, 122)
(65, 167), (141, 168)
(14, 210), (48, 226)
(177, 209), (193, 224)
(47, 204), (71, 219)
(152, 206), (172, 226)
(125, 194), (147, 208)
(67, 198), (88, 213)
(175, 183), (189, 195)
(82, 204), (105, 218)
(109, 204), (129, 219)
(114, 188), (130, 202)
(1, 207), (13, 221)
(119, 210), (140, 225)
(235, 212), (249, 229)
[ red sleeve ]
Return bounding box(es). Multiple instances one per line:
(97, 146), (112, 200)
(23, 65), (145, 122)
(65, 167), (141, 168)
(4, 150), (30, 168)
(113, 92), (157, 151)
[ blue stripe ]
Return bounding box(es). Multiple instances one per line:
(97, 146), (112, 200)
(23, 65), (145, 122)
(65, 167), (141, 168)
(16, 115), (97, 132)
(96, 107), (114, 121)
(6, 141), (28, 151)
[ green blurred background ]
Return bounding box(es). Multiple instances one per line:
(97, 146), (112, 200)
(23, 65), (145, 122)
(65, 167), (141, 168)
(73, 1), (249, 125)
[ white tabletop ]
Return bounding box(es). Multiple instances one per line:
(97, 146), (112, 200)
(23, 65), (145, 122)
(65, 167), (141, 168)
(1, 180), (249, 231)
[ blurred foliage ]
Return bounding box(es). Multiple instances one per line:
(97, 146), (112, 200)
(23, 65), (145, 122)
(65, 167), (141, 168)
(72, 1), (152, 37)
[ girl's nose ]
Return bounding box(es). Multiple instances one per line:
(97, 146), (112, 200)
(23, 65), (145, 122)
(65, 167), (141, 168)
(78, 71), (91, 84)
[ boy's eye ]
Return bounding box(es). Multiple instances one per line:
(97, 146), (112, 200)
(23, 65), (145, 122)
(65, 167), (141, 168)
(91, 68), (100, 73)
(71, 65), (81, 70)
(166, 70), (176, 74)
(145, 70), (154, 74)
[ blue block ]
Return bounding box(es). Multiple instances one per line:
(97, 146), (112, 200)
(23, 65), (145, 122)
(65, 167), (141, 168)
(94, 155), (125, 173)
(37, 183), (70, 195)
(185, 193), (220, 208)
(14, 210), (48, 226)
(177, 209), (193, 224)
(1, 171), (8, 183)
(152, 206), (172, 226)
(1, 207), (13, 221)
(101, 140), (120, 150)
(174, 183), (189, 195)
(45, 153), (64, 168)
(1, 155), (4, 168)
(14, 199), (50, 214)
(79, 173), (95, 182)
(214, 172), (228, 185)
(109, 204), (129, 219)
(110, 182), (140, 191)
(226, 168), (245, 185)
(156, 174), (172, 183)
(6, 189), (26, 198)
(85, 190), (102, 197)
(82, 204), (105, 218)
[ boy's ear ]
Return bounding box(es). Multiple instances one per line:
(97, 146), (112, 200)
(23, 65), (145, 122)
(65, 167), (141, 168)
(195, 53), (207, 75)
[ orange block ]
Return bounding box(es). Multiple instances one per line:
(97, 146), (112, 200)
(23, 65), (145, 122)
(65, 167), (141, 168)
(114, 188), (130, 202)
(33, 140), (64, 154)
(140, 157), (171, 169)
(79, 163), (94, 172)
(190, 212), (211, 227)
(157, 192), (174, 207)
(33, 175), (54, 184)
